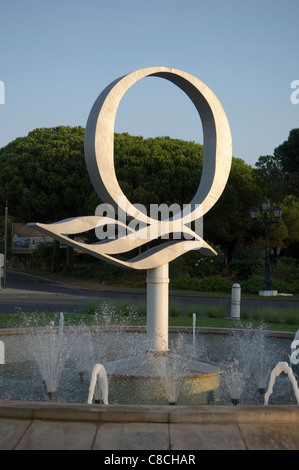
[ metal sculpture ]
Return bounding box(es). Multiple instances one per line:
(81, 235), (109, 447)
(32, 66), (232, 350)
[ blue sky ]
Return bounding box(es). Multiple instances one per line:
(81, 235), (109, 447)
(0, 0), (298, 167)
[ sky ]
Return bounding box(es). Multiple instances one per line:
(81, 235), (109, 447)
(0, 0), (298, 168)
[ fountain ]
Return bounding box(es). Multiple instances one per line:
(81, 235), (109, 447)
(222, 360), (245, 405)
(26, 67), (234, 405)
(87, 364), (109, 405)
(0, 309), (296, 407)
(1, 68), (297, 411)
(28, 313), (68, 401)
(223, 324), (276, 402)
(264, 362), (299, 405)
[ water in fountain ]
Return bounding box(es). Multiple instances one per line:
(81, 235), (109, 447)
(0, 306), (295, 405)
(27, 313), (69, 400)
(63, 301), (146, 402)
(154, 334), (191, 405)
(4, 302), (137, 402)
(224, 323), (280, 403)
(221, 359), (245, 405)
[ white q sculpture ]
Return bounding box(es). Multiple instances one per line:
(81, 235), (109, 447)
(32, 67), (232, 352)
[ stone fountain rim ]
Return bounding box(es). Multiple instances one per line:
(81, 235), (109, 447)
(0, 399), (299, 424)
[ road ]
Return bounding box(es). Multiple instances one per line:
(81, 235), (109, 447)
(0, 270), (298, 315)
(0, 271), (146, 313)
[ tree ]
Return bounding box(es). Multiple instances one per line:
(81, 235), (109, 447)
(254, 129), (299, 200)
(204, 157), (262, 259)
(0, 126), (101, 271)
(254, 155), (286, 203)
(114, 134), (203, 209)
(274, 129), (299, 198)
(281, 195), (299, 245)
(275, 128), (299, 175)
(0, 127), (271, 270)
(0, 126), (100, 222)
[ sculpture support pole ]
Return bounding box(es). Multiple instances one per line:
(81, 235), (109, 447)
(146, 263), (169, 352)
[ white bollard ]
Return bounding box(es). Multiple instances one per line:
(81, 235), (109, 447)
(0, 341), (5, 364)
(0, 253), (4, 291)
(231, 283), (241, 320)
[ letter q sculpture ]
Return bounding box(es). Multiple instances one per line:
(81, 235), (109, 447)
(32, 67), (232, 351)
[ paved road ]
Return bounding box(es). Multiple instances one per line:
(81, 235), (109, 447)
(0, 270), (298, 314)
(0, 271), (146, 313)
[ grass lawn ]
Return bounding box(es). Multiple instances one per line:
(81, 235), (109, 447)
(0, 309), (298, 333)
(3, 269), (298, 333)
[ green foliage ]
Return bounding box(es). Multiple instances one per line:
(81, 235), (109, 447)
(1, 125), (299, 277)
(254, 155), (285, 203)
(281, 195), (299, 244)
(206, 304), (226, 318)
(240, 306), (299, 327)
(229, 244), (264, 280)
(271, 256), (299, 282)
(30, 243), (56, 270)
(0, 126), (100, 222)
(255, 129), (299, 200)
(114, 134), (203, 208)
(204, 158), (261, 254)
(170, 275), (232, 292)
(180, 244), (225, 277)
(275, 128), (299, 181)
(61, 261), (129, 285)
(198, 276), (232, 292)
(240, 275), (297, 294)
(169, 301), (182, 317)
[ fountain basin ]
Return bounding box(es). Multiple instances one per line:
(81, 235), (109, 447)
(0, 325), (295, 406)
(105, 352), (221, 405)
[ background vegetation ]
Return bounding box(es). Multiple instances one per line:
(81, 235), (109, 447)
(0, 126), (299, 295)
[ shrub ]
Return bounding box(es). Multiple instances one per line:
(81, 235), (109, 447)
(241, 275), (296, 294)
(170, 275), (232, 292)
(229, 244), (264, 280)
(181, 244), (225, 278)
(198, 275), (232, 292)
(271, 256), (299, 284)
(170, 276), (201, 290)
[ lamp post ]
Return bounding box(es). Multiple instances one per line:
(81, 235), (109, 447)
(249, 198), (282, 296)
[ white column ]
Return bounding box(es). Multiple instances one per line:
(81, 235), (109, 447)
(0, 341), (5, 364)
(146, 263), (169, 352)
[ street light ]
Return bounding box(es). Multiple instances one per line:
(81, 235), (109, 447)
(249, 198), (282, 294)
